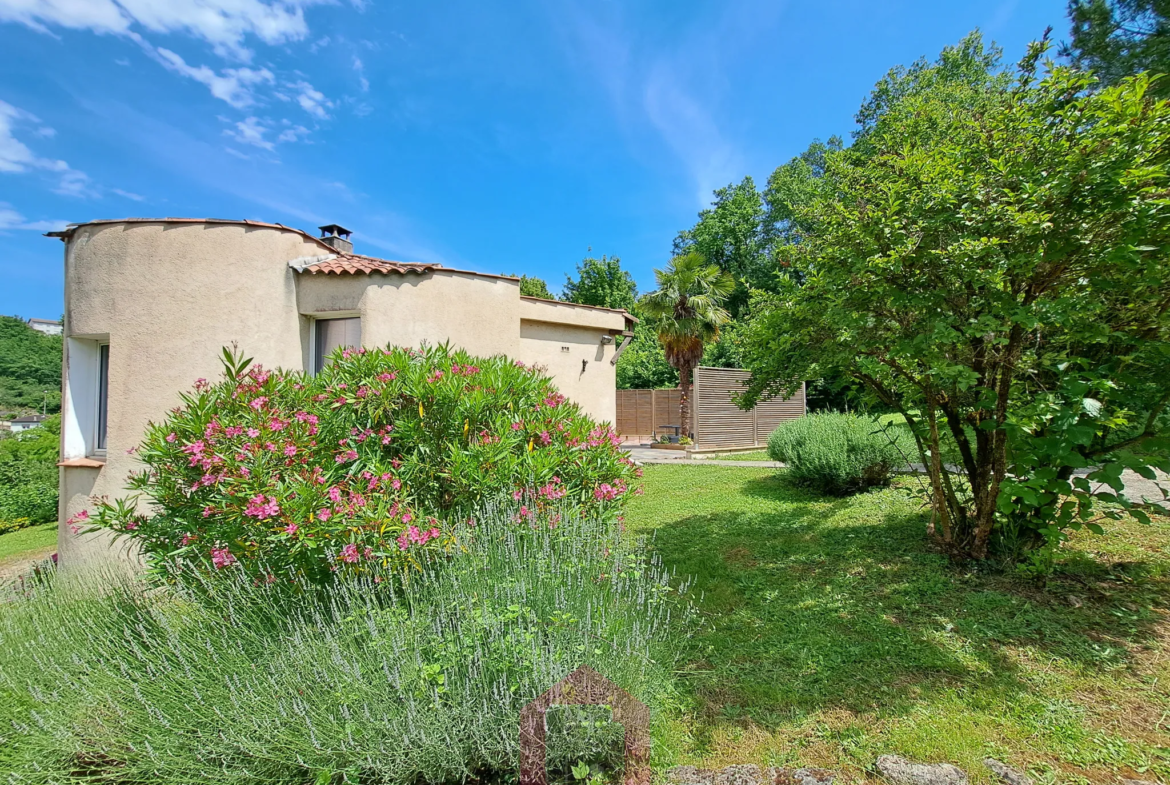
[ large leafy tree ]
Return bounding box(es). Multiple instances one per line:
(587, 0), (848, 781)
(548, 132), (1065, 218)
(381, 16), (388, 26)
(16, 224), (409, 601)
(673, 177), (768, 317)
(639, 253), (734, 434)
(741, 36), (1170, 563)
(506, 274), (555, 299)
(561, 254), (638, 311)
(1063, 0), (1170, 95)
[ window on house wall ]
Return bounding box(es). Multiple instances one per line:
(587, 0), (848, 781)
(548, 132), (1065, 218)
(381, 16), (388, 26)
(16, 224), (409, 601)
(96, 343), (109, 452)
(314, 317), (361, 374)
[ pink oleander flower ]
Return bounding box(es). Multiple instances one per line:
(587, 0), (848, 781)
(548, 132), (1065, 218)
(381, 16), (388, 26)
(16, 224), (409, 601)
(391, 478), (401, 490)
(284, 444), (297, 457)
(284, 522), (298, 536)
(202, 505), (214, 517)
(166, 432), (177, 443)
(180, 533), (195, 546)
(317, 508), (332, 522)
(249, 396), (268, 410)
(247, 427), (260, 438)
(377, 372), (396, 382)
(511, 421), (522, 431)
(328, 486), (342, 503)
(340, 543), (360, 563)
(244, 493), (280, 520)
(225, 425), (243, 437)
(211, 547), (237, 569)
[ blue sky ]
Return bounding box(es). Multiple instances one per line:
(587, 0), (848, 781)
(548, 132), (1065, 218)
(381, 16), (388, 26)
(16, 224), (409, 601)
(1, 0), (1069, 320)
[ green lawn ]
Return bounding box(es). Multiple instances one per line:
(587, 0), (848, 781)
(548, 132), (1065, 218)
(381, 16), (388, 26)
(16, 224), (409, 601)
(0, 523), (56, 563)
(708, 450), (773, 462)
(625, 465), (1170, 783)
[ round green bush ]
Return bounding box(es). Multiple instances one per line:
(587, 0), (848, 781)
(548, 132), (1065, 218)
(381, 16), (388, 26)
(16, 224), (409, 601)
(767, 411), (902, 495)
(86, 344), (638, 583)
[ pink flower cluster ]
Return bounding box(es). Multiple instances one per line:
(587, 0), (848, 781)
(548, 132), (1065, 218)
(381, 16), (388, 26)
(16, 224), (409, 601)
(396, 525), (441, 550)
(211, 547), (237, 569)
(244, 493), (281, 519)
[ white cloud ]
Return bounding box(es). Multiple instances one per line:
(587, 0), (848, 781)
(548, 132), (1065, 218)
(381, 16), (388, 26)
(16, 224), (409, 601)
(277, 123), (310, 143)
(290, 79), (330, 119)
(154, 47), (274, 107)
(0, 203), (68, 231)
(0, 0), (323, 61)
(353, 55), (369, 92)
(225, 116), (274, 150)
(0, 99), (92, 196)
(112, 187), (144, 201)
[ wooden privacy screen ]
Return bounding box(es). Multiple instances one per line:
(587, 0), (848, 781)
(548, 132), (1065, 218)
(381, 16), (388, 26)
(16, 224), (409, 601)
(614, 388), (683, 443)
(616, 367), (805, 448)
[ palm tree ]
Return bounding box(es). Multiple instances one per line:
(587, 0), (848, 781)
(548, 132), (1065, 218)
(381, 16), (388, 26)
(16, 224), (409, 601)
(639, 252), (735, 439)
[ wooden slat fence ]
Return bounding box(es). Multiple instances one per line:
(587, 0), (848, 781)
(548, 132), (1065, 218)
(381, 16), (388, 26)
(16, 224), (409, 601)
(616, 367), (805, 448)
(615, 388), (682, 444)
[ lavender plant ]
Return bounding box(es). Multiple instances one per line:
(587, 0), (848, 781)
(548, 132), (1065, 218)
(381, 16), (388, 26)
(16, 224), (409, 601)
(0, 509), (689, 784)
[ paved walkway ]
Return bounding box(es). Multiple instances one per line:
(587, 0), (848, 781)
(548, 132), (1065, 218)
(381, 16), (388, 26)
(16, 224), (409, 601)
(623, 446), (1170, 510)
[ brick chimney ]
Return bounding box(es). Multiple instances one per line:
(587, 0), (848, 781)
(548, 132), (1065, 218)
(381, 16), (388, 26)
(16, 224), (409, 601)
(318, 224), (353, 254)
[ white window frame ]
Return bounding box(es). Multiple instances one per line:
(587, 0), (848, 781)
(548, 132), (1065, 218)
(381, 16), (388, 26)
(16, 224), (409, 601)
(62, 336), (109, 460)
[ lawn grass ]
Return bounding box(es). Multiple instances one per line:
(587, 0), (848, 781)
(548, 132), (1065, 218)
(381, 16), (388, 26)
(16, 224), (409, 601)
(708, 450), (773, 462)
(0, 522), (56, 562)
(625, 464), (1170, 784)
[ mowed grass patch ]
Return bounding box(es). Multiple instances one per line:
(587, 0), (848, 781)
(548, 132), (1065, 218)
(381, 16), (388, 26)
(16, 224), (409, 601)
(0, 522), (56, 563)
(625, 464), (1170, 783)
(708, 451), (773, 462)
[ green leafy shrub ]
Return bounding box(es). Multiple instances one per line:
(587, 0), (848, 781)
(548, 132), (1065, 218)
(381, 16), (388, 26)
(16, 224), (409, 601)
(0, 512), (687, 783)
(0, 482), (58, 526)
(87, 344), (638, 583)
(767, 412), (902, 495)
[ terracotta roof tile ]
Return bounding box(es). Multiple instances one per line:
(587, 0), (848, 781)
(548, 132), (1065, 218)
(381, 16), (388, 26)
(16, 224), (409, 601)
(300, 253), (441, 275)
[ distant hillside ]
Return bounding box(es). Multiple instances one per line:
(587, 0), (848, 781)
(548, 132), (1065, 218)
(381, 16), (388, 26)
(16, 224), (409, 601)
(0, 316), (61, 417)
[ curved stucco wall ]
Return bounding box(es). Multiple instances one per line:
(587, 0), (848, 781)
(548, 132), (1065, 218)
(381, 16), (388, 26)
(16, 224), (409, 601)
(59, 222), (321, 569)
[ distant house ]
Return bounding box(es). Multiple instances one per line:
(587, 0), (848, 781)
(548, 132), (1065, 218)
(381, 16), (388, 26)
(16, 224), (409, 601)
(27, 318), (63, 336)
(10, 414), (48, 433)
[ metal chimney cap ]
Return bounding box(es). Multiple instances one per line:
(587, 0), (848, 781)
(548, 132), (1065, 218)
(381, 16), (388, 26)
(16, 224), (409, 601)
(318, 224), (352, 238)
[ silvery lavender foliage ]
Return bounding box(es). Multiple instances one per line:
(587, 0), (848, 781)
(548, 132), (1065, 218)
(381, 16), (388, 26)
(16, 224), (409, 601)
(0, 508), (691, 784)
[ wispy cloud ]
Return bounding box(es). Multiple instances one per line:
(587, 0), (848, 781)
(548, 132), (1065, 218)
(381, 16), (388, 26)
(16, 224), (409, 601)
(0, 99), (93, 196)
(0, 203), (68, 232)
(290, 79), (331, 119)
(353, 56), (370, 92)
(643, 61), (741, 205)
(154, 47), (275, 108)
(0, 0), (322, 62)
(225, 116), (275, 150)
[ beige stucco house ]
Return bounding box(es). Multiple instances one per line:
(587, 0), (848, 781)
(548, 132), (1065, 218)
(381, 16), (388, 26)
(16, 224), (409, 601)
(48, 218), (634, 568)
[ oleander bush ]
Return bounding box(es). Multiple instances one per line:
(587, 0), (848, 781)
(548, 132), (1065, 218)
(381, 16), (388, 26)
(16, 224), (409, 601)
(0, 511), (688, 784)
(767, 411), (902, 495)
(85, 344), (639, 584)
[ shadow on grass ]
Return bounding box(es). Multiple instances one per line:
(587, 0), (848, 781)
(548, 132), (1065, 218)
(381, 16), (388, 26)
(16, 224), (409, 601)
(636, 471), (1170, 752)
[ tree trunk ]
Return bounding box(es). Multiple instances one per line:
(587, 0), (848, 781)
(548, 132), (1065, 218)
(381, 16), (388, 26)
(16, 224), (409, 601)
(679, 364), (693, 440)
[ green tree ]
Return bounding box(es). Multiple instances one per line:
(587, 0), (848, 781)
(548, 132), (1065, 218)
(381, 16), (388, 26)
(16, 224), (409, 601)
(1063, 0), (1170, 95)
(741, 37), (1170, 564)
(0, 316), (61, 416)
(639, 253), (734, 434)
(561, 254), (637, 311)
(673, 177), (767, 317)
(508, 274), (554, 299)
(615, 318), (677, 390)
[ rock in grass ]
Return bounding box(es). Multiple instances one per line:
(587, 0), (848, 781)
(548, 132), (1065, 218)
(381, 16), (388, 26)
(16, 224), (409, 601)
(982, 758), (1031, 785)
(767, 767), (835, 785)
(876, 755), (969, 785)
